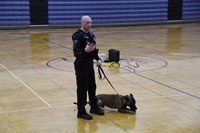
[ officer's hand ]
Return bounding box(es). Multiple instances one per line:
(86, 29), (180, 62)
(85, 43), (95, 52)
(97, 60), (102, 67)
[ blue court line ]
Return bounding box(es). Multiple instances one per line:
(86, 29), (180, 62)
(134, 72), (200, 100)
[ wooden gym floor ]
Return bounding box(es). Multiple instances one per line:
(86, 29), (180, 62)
(0, 23), (200, 133)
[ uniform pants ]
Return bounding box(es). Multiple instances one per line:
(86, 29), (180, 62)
(74, 58), (98, 112)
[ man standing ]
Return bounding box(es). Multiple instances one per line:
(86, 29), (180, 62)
(72, 15), (104, 120)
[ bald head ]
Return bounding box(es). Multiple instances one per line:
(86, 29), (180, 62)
(81, 15), (92, 23)
(81, 15), (92, 32)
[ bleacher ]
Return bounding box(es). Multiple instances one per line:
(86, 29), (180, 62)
(182, 0), (200, 20)
(48, 0), (168, 26)
(0, 0), (199, 27)
(0, 0), (30, 26)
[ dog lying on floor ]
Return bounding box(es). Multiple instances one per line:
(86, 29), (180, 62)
(96, 93), (137, 114)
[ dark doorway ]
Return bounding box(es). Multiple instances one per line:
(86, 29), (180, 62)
(29, 0), (48, 25)
(168, 0), (183, 20)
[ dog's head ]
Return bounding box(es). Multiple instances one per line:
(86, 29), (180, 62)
(123, 93), (137, 111)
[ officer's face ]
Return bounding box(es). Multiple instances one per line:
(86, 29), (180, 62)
(81, 17), (92, 32)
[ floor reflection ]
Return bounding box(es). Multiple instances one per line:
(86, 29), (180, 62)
(167, 27), (182, 54)
(76, 112), (137, 133)
(30, 33), (50, 62)
(77, 119), (98, 133)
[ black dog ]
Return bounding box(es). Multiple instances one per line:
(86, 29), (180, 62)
(96, 93), (137, 114)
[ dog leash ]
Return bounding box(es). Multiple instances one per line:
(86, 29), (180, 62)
(98, 66), (119, 95)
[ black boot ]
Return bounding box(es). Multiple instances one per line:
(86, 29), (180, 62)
(90, 106), (104, 115)
(77, 109), (93, 120)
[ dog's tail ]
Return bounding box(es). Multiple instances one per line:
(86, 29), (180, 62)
(73, 101), (90, 105)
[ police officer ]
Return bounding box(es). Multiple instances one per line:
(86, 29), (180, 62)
(72, 15), (104, 120)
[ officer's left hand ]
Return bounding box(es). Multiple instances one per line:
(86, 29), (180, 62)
(97, 60), (102, 67)
(85, 43), (95, 53)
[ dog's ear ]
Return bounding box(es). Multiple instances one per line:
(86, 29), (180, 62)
(130, 93), (133, 97)
(130, 93), (136, 102)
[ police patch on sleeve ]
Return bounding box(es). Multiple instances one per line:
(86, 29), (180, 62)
(73, 40), (78, 44)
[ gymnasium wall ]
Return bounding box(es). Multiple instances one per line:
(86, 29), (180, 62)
(0, 0), (30, 26)
(182, 0), (200, 19)
(48, 0), (168, 26)
(0, 0), (199, 27)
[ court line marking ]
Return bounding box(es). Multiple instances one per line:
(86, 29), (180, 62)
(136, 94), (186, 100)
(170, 53), (200, 56)
(0, 104), (74, 114)
(105, 116), (130, 133)
(134, 72), (200, 100)
(117, 74), (200, 112)
(0, 62), (52, 108)
(131, 42), (166, 52)
(0, 94), (188, 114)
